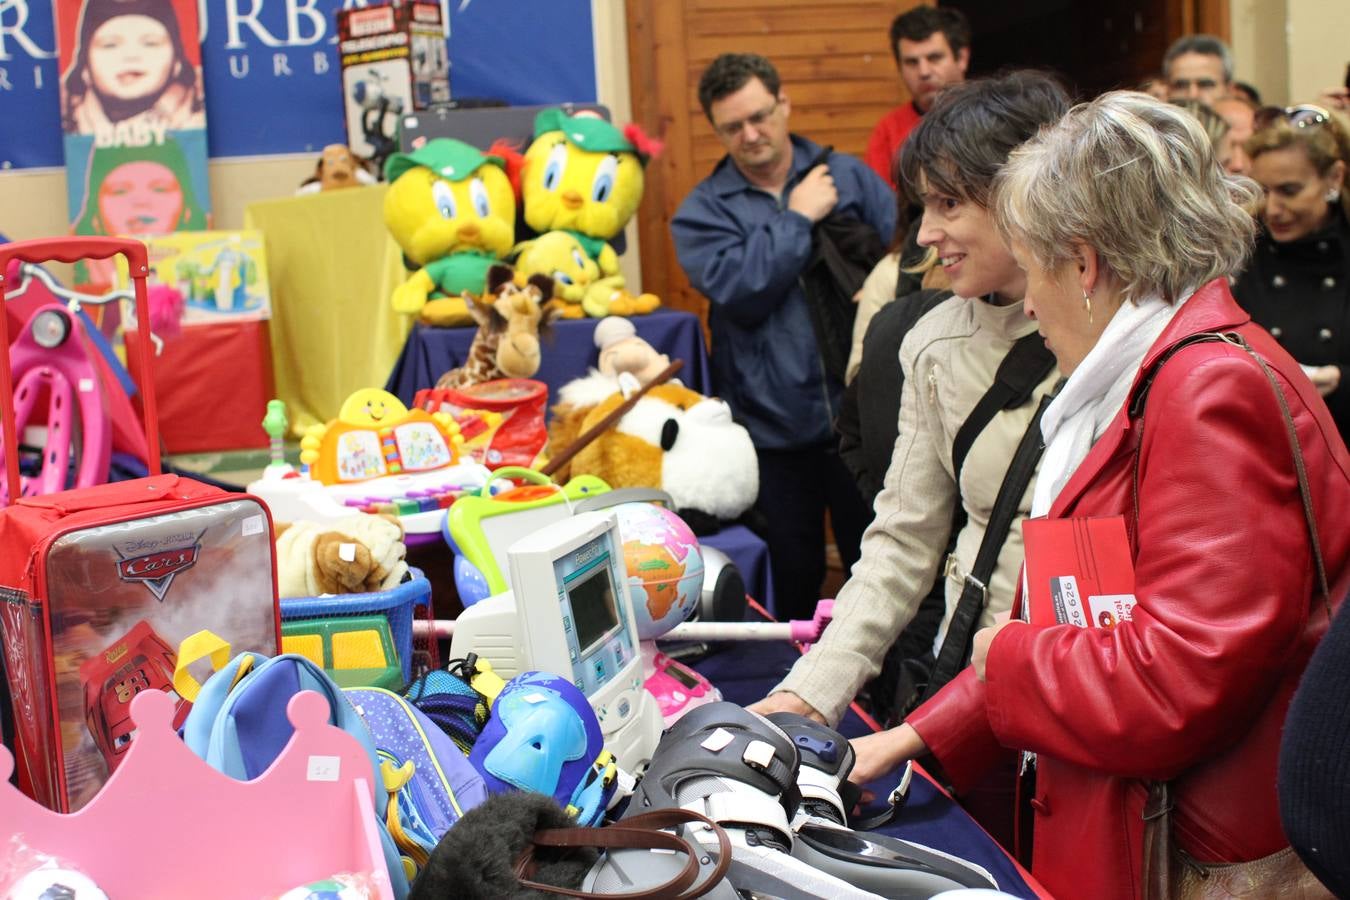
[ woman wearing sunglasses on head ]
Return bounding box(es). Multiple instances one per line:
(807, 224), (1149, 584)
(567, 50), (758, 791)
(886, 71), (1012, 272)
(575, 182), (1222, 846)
(1234, 104), (1350, 440)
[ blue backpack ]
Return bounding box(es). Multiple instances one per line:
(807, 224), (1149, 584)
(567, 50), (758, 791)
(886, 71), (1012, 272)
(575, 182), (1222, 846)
(347, 687), (489, 875)
(181, 652), (411, 898)
(403, 668), (489, 754)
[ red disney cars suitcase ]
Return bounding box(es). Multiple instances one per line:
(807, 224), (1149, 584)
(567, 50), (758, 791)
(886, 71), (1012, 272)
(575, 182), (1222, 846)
(0, 238), (280, 812)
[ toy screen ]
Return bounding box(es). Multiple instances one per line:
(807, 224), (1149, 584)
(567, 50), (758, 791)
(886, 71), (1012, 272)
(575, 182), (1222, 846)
(336, 431), (387, 481)
(667, 663), (703, 690)
(546, 527), (635, 696)
(568, 567), (620, 656)
(393, 422), (451, 471)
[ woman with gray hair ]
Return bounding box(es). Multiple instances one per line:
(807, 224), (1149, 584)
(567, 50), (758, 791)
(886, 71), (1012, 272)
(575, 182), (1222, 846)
(847, 91), (1350, 899)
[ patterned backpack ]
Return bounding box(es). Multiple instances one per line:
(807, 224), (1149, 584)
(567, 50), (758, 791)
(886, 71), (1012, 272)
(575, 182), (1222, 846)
(347, 686), (489, 877)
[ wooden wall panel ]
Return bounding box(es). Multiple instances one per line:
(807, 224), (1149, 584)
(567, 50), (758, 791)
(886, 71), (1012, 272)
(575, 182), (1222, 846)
(626, 0), (1230, 319)
(626, 0), (922, 319)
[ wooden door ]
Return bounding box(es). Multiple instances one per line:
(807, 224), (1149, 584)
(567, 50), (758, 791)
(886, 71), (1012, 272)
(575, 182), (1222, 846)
(625, 0), (923, 318)
(945, 0), (1230, 98)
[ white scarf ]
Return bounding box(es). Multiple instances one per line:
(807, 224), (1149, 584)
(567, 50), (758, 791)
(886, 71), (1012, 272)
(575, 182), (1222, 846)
(1031, 289), (1195, 517)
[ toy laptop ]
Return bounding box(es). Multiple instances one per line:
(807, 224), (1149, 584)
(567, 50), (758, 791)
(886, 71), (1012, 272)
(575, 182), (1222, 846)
(0, 238), (280, 813)
(445, 467), (611, 605)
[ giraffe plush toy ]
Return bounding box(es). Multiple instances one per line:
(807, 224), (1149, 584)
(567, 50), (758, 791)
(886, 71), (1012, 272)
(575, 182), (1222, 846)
(436, 265), (559, 390)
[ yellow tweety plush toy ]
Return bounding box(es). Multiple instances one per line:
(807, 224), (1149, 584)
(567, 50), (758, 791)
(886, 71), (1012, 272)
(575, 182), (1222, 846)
(384, 138), (517, 327)
(519, 109), (662, 318)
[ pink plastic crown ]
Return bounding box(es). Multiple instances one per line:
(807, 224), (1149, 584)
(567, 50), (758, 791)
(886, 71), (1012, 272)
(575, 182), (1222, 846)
(0, 690), (393, 899)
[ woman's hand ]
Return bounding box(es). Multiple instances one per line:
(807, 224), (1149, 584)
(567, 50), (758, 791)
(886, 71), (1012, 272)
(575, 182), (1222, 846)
(747, 691), (827, 724)
(1316, 86), (1349, 112)
(1306, 364), (1341, 397)
(849, 724), (928, 785)
(972, 611), (1014, 682)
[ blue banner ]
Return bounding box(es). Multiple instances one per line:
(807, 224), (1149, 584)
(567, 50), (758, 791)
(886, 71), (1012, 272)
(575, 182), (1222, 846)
(0, 0), (64, 169)
(0, 0), (596, 169)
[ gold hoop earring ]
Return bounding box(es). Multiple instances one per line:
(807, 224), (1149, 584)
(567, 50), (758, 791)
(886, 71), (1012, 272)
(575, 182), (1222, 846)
(1083, 290), (1094, 325)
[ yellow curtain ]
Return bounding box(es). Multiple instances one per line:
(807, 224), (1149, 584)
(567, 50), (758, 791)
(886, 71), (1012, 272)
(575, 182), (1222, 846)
(245, 185), (411, 437)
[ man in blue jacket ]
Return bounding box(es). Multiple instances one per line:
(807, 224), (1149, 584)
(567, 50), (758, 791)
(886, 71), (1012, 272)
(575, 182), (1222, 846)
(671, 53), (896, 621)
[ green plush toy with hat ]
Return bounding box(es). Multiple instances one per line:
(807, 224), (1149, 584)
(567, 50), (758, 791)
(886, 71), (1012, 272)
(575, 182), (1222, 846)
(384, 137), (519, 327)
(517, 108), (663, 318)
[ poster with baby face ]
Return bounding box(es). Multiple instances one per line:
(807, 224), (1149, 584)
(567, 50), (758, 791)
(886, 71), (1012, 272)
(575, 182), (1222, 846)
(54, 0), (211, 289)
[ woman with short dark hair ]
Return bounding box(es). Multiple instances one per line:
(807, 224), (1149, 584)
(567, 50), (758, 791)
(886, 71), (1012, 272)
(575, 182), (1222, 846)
(751, 71), (1069, 734)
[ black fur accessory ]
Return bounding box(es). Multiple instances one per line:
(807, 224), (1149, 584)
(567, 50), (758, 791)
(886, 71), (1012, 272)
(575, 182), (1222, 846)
(408, 792), (597, 899)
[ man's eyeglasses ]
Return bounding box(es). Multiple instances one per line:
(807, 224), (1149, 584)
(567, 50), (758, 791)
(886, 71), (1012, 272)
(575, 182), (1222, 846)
(1255, 104), (1333, 130)
(1170, 77), (1220, 93)
(712, 100), (780, 140)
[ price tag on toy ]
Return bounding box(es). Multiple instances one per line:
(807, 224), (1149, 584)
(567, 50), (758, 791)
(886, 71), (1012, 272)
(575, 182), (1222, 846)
(306, 755), (341, 782)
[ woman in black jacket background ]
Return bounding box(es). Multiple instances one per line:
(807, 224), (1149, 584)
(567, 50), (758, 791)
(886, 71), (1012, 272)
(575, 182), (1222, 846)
(1234, 104), (1350, 440)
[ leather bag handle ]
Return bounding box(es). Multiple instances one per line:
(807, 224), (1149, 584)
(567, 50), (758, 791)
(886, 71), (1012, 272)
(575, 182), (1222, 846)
(1134, 331), (1332, 900)
(513, 808), (732, 900)
(1130, 331), (1330, 617)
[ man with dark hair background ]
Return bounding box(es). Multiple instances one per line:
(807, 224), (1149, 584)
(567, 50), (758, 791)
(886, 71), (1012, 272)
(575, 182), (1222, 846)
(1163, 33), (1234, 105)
(672, 53), (895, 622)
(864, 6), (971, 188)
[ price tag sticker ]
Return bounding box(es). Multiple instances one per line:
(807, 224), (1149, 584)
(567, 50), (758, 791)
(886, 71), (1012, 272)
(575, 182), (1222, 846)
(307, 755), (341, 782)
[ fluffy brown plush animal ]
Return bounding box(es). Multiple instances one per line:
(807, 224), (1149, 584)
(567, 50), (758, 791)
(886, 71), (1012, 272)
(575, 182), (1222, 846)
(275, 513), (408, 598)
(296, 144), (375, 194)
(547, 374), (758, 531)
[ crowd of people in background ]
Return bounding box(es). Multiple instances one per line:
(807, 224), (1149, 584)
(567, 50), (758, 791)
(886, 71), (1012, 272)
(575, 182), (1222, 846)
(671, 10), (1350, 899)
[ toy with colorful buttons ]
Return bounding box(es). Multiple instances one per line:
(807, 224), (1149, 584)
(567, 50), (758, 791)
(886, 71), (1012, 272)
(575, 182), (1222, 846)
(248, 393), (497, 534)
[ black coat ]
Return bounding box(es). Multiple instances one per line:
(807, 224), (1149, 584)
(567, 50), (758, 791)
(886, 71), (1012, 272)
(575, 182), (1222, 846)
(800, 212), (887, 385)
(1233, 211), (1350, 441)
(836, 288), (951, 505)
(1280, 585), (1350, 899)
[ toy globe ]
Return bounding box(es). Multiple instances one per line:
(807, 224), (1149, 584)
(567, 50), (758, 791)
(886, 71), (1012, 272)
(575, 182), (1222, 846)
(610, 502), (720, 725)
(612, 502), (704, 640)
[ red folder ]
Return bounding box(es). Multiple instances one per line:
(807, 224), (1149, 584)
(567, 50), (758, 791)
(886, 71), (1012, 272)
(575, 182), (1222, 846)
(1022, 516), (1137, 629)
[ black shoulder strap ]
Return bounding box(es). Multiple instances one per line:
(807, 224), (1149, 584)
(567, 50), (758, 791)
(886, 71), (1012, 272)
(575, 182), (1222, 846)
(923, 387), (1058, 701)
(952, 331), (1057, 482)
(884, 287), (951, 340)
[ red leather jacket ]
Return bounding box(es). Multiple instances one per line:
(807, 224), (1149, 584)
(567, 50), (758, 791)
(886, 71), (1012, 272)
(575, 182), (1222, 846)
(909, 280), (1350, 899)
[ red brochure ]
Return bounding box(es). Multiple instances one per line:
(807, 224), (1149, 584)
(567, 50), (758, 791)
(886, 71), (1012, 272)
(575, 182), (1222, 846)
(1022, 516), (1137, 629)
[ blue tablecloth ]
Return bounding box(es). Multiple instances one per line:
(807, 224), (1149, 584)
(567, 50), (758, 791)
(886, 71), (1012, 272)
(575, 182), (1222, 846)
(699, 524), (775, 614)
(384, 310), (712, 407)
(694, 639), (1043, 899)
